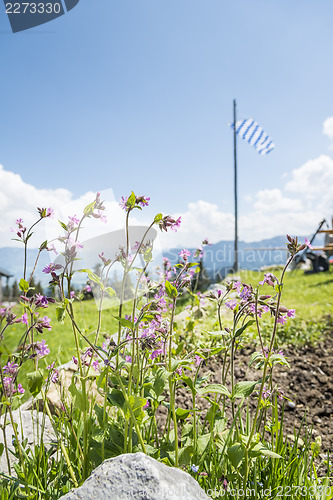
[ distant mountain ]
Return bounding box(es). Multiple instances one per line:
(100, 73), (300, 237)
(163, 235), (322, 280)
(0, 234), (322, 288)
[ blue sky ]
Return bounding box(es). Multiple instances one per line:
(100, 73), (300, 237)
(1, 1), (333, 248)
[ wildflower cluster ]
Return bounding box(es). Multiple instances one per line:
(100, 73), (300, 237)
(73, 347), (100, 372)
(1, 192), (320, 499)
(155, 214), (181, 232)
(119, 192), (150, 211)
(286, 234), (312, 256)
(1, 361), (24, 397)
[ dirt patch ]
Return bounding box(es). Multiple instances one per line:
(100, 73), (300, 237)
(169, 330), (333, 454)
(271, 334), (333, 452)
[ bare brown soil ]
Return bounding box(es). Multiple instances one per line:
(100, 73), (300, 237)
(169, 330), (333, 455)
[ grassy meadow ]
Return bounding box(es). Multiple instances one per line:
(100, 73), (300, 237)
(3, 266), (333, 398)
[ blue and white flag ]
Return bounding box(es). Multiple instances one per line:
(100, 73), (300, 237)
(230, 118), (275, 155)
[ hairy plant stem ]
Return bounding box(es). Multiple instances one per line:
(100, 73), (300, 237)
(116, 211), (131, 368)
(101, 366), (109, 461)
(166, 296), (178, 465)
(254, 290), (264, 353)
(169, 378), (179, 467)
(245, 254), (294, 475)
(68, 297), (89, 480)
(41, 388), (79, 487)
(192, 362), (201, 455)
(7, 404), (27, 484)
(168, 297), (177, 372)
(23, 218), (42, 281)
(0, 409), (11, 475)
(117, 374), (146, 453)
(128, 265), (149, 397)
(230, 336), (236, 421)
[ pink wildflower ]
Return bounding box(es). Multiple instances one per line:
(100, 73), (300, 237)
(35, 340), (50, 359)
(194, 355), (203, 366)
(21, 313), (29, 325)
(179, 249), (191, 261)
(17, 384), (25, 394)
(3, 362), (18, 375)
(277, 315), (287, 325)
(225, 299), (237, 310)
(304, 237), (313, 250)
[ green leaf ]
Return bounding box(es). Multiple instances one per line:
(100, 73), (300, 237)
(197, 383), (230, 397)
(154, 213), (163, 222)
(127, 395), (146, 423)
(58, 220), (68, 231)
(165, 280), (178, 299)
(127, 191), (136, 208)
(152, 367), (170, 398)
(94, 404), (106, 428)
(83, 201), (95, 216)
(197, 433), (211, 455)
(249, 351), (265, 368)
(275, 283), (283, 294)
(176, 408), (190, 421)
(39, 240), (48, 251)
(178, 445), (194, 466)
(113, 316), (134, 329)
(181, 375), (196, 393)
(68, 377), (86, 412)
(107, 389), (126, 412)
(233, 380), (260, 399)
(55, 306), (66, 323)
(270, 353), (290, 368)
(105, 287), (116, 297)
(227, 443), (244, 469)
(19, 278), (29, 293)
(214, 416), (227, 434)
(26, 370), (44, 397)
(0, 443), (4, 457)
(78, 269), (104, 289)
(234, 320), (255, 339)
(251, 443), (282, 459)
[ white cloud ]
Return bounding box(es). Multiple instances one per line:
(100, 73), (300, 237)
(159, 200), (234, 249)
(323, 117), (333, 145)
(0, 165), (125, 248)
(1, 117), (333, 254)
(253, 188), (303, 213)
(285, 155), (333, 214)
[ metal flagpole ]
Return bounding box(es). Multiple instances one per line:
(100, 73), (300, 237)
(233, 99), (238, 272)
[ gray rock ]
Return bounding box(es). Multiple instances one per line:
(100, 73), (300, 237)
(0, 409), (56, 474)
(60, 452), (209, 500)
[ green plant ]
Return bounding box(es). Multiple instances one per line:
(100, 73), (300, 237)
(0, 195), (331, 499)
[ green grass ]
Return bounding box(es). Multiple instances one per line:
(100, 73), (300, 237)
(3, 300), (119, 358)
(239, 267), (333, 321)
(1, 299), (132, 396)
(2, 267), (333, 394)
(174, 267), (333, 349)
